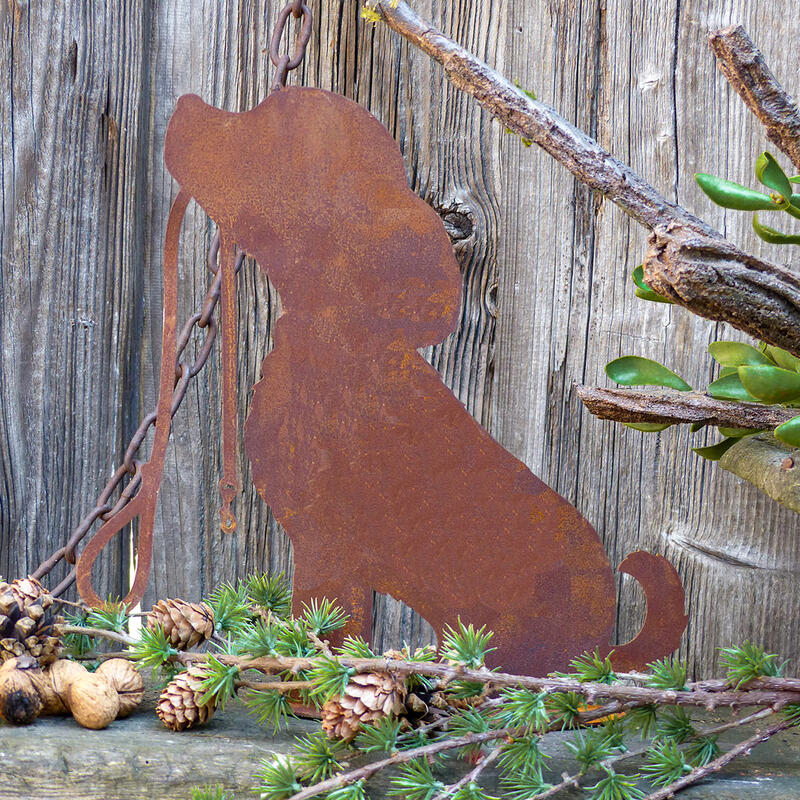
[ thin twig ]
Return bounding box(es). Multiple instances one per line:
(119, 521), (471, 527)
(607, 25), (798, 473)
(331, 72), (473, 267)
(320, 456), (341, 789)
(285, 729), (511, 800)
(61, 624), (135, 647)
(237, 678), (316, 693)
(709, 26), (800, 172)
(432, 745), (503, 800)
(642, 718), (793, 800)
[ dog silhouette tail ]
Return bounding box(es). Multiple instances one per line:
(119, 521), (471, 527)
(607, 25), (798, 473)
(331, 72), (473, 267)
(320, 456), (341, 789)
(605, 551), (688, 671)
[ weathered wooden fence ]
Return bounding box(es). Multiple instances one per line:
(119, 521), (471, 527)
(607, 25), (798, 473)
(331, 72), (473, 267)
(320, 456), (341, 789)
(2, 0), (799, 675)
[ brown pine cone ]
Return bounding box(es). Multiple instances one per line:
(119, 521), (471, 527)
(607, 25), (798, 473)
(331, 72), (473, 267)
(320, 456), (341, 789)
(147, 598), (214, 650)
(0, 577), (63, 665)
(156, 665), (216, 731)
(321, 671), (407, 742)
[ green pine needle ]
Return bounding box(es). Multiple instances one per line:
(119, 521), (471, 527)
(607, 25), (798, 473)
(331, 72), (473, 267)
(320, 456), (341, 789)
(129, 623), (178, 670)
(499, 767), (552, 800)
(562, 649), (617, 684)
(447, 680), (485, 700)
(294, 731), (347, 783)
(191, 785), (232, 800)
(641, 740), (693, 787)
(397, 728), (432, 750)
(307, 656), (356, 702)
(585, 766), (645, 800)
(495, 688), (550, 734)
(656, 707), (695, 744)
(87, 601), (130, 633)
(235, 619), (281, 658)
(626, 705), (659, 739)
(645, 658), (688, 691)
(784, 703), (800, 727)
(276, 623), (317, 658)
(452, 782), (499, 800)
(246, 572), (293, 620)
(497, 735), (548, 776)
(719, 641), (785, 688)
(62, 610), (95, 658)
(326, 780), (367, 800)
(302, 598), (350, 636)
(599, 718), (627, 753)
(245, 689), (296, 732)
(355, 716), (403, 753)
(336, 635), (377, 659)
(199, 655), (240, 711)
(448, 709), (495, 758)
(546, 691), (584, 730)
(387, 758), (445, 800)
(206, 581), (252, 635)
(565, 730), (617, 773)
(440, 620), (495, 668)
(255, 756), (303, 800)
(684, 735), (720, 766)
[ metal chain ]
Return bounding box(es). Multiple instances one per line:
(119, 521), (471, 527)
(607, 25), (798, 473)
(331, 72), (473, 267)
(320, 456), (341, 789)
(32, 234), (244, 590)
(270, 1), (312, 91)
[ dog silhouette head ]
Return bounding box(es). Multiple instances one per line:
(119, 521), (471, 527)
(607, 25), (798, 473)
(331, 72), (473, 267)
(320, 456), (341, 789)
(164, 87), (461, 347)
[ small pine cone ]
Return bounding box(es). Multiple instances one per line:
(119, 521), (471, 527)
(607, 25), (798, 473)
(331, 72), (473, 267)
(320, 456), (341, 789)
(147, 599), (214, 650)
(0, 577), (63, 666)
(321, 671), (407, 742)
(156, 665), (216, 731)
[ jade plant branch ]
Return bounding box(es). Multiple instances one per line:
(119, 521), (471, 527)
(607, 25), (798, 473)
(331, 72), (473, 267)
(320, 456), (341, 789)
(371, 4), (800, 513)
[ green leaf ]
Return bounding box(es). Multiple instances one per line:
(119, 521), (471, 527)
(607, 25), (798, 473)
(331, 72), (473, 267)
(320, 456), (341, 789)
(685, 736), (720, 767)
(205, 581), (251, 635)
(706, 373), (759, 403)
(198, 655), (240, 711)
(566, 730), (617, 773)
(448, 709), (495, 758)
(631, 265), (673, 304)
(306, 656), (356, 702)
(440, 619), (495, 668)
(388, 759), (445, 800)
(645, 657), (688, 691)
(255, 756), (303, 800)
(692, 437), (739, 461)
(191, 785), (232, 800)
(753, 214), (800, 244)
(499, 768), (552, 800)
(755, 152), (793, 199)
(694, 172), (775, 210)
(656, 707), (695, 744)
(739, 364), (800, 403)
(356, 717), (403, 753)
(301, 598), (350, 636)
(791, 176), (800, 184)
(626, 705), (658, 739)
(708, 341), (773, 367)
(764, 346), (800, 372)
(496, 688), (550, 734)
(605, 356), (692, 391)
(717, 427), (761, 438)
(327, 781), (367, 800)
(775, 415), (800, 447)
(546, 691), (584, 730)
(585, 766), (645, 800)
(294, 732), (346, 783)
(497, 735), (548, 775)
(245, 688), (295, 732)
(564, 648), (617, 684)
(623, 422), (671, 433)
(720, 641), (785, 687)
(245, 572), (293, 620)
(641, 741), (692, 787)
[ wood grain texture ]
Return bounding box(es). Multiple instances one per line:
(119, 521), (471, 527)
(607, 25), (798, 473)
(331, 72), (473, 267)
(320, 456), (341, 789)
(2, 0), (799, 674)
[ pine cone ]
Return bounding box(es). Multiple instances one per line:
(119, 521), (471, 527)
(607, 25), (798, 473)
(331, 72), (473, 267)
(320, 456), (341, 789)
(147, 598), (214, 650)
(322, 671), (407, 742)
(156, 665), (216, 731)
(0, 577), (63, 666)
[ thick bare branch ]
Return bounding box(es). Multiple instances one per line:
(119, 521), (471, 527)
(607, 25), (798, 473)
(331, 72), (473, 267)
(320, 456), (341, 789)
(372, 2), (800, 357)
(709, 26), (800, 173)
(574, 385), (799, 429)
(719, 435), (800, 515)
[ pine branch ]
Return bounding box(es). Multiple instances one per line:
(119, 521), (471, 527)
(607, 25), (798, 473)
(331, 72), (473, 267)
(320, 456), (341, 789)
(641, 718), (793, 800)
(432, 745), (503, 800)
(284, 729), (510, 800)
(574, 386), (798, 429)
(61, 623), (135, 647)
(708, 26), (800, 173)
(371, 1), (800, 357)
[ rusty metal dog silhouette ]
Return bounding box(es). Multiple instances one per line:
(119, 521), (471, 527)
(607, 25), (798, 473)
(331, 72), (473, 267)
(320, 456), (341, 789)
(80, 86), (687, 674)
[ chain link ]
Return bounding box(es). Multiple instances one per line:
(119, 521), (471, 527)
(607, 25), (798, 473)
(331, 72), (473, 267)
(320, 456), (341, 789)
(32, 233), (244, 586)
(270, 1), (312, 91)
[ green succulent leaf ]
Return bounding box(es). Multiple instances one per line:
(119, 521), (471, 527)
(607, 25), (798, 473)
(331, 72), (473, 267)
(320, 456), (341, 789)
(791, 176), (800, 184)
(605, 356), (692, 391)
(631, 265), (673, 304)
(694, 172), (775, 210)
(755, 152), (793, 199)
(708, 341), (773, 367)
(775, 415), (800, 447)
(692, 437), (740, 461)
(764, 346), (800, 372)
(623, 422), (672, 433)
(716, 427), (761, 438)
(738, 364), (800, 404)
(753, 214), (800, 245)
(706, 373), (759, 403)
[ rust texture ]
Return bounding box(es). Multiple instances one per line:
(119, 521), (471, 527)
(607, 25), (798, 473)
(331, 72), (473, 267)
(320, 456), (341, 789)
(160, 86), (687, 673)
